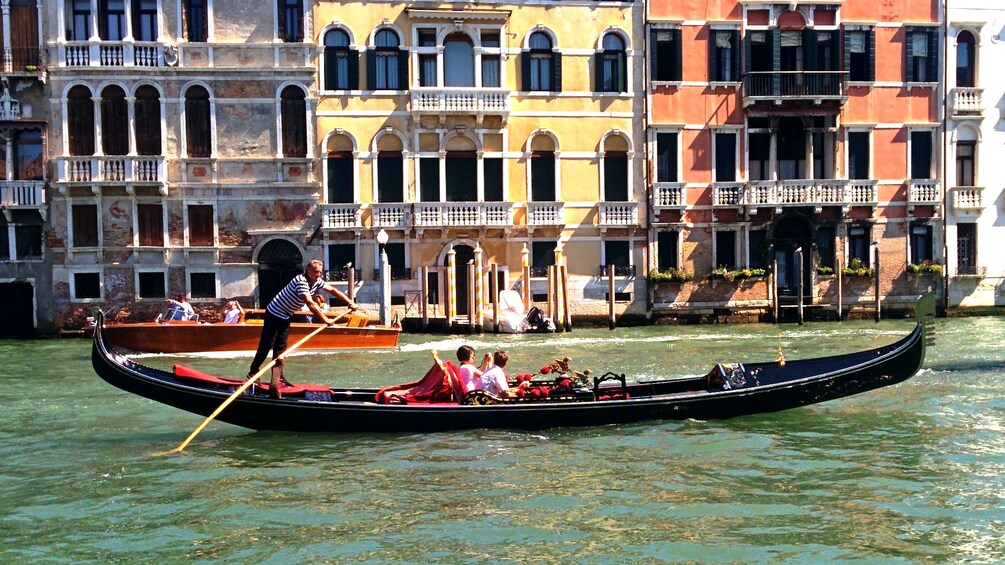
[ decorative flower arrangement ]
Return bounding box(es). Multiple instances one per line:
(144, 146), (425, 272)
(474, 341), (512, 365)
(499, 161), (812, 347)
(707, 267), (767, 282)
(509, 357), (591, 400)
(647, 268), (695, 283)
(906, 261), (944, 276)
(841, 258), (875, 278)
(815, 266), (835, 276)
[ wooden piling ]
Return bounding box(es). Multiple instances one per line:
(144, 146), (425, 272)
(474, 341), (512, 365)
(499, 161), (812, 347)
(491, 263), (499, 333)
(608, 264), (616, 330)
(561, 264), (572, 332)
(420, 265), (429, 331)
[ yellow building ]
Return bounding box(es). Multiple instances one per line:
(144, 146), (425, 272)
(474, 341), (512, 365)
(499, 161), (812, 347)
(313, 0), (645, 325)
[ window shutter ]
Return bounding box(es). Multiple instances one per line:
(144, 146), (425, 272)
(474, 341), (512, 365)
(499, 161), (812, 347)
(398, 50), (410, 89)
(521, 50), (531, 90)
(729, 30), (740, 80)
(708, 28), (718, 81)
(617, 51), (627, 92)
(552, 51), (562, 91)
(276, 1), (286, 41)
(771, 28), (781, 94)
(594, 53), (604, 91)
(673, 29), (683, 81)
(866, 29), (875, 81)
(844, 28), (853, 74)
(365, 49), (376, 90)
(927, 30), (938, 82)
(905, 30), (915, 82)
(324, 48), (336, 90)
(348, 50), (359, 89)
(743, 31), (752, 73)
(803, 29), (817, 71)
(649, 29), (659, 76)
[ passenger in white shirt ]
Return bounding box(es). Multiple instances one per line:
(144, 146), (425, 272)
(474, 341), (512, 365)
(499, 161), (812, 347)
(456, 345), (491, 393)
(479, 350), (511, 396)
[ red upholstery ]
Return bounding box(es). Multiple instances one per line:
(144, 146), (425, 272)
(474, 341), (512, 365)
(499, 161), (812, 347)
(375, 361), (460, 404)
(173, 364), (244, 386)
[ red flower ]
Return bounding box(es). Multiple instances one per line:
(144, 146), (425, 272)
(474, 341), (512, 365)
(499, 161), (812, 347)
(540, 366), (552, 374)
(557, 378), (572, 389)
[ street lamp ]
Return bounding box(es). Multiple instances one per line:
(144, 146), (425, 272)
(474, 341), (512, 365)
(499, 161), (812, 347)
(376, 229), (390, 325)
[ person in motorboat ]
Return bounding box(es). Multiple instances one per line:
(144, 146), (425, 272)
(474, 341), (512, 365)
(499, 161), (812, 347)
(249, 259), (358, 398)
(221, 300), (245, 324)
(479, 350), (513, 397)
(456, 345), (491, 393)
(165, 294), (195, 321)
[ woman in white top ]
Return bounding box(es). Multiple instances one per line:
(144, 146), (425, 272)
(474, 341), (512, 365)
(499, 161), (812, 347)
(456, 345), (491, 393)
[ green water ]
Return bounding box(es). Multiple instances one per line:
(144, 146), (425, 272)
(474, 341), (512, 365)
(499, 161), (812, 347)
(1, 318), (1003, 564)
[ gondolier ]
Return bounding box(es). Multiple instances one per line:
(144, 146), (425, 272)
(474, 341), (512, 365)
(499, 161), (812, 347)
(249, 259), (358, 397)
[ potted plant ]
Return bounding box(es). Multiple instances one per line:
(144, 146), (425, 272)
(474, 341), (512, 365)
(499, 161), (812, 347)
(906, 260), (943, 276)
(816, 266), (835, 276)
(841, 258), (875, 278)
(647, 267), (695, 283)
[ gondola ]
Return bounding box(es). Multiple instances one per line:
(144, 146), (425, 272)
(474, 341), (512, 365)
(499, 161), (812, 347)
(91, 294), (934, 433)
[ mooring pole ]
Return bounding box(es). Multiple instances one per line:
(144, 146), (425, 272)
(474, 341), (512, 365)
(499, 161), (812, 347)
(874, 244), (881, 323)
(608, 264), (616, 330)
(421, 265), (429, 331)
(796, 247), (804, 326)
(467, 261), (475, 333)
(561, 263), (572, 332)
(491, 263), (499, 333)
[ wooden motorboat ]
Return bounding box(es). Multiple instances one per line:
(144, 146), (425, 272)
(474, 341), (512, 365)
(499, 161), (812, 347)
(102, 309), (400, 353)
(90, 295), (935, 433)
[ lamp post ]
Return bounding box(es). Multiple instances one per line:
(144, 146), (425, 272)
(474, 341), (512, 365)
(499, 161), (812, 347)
(376, 228), (390, 326)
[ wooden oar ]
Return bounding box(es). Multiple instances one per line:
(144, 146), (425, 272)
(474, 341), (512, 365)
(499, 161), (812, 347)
(159, 310), (351, 454)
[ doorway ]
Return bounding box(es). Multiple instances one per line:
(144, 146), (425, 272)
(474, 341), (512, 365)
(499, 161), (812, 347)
(771, 214), (814, 299)
(447, 244), (475, 315)
(256, 239), (304, 307)
(0, 282), (34, 338)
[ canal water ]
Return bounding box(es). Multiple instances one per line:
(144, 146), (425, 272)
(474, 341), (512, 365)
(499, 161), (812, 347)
(1, 317), (1003, 563)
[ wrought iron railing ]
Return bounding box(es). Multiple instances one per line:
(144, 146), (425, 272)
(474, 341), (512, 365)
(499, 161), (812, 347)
(742, 71), (847, 100)
(598, 265), (637, 277)
(325, 267), (360, 282)
(374, 267), (412, 280)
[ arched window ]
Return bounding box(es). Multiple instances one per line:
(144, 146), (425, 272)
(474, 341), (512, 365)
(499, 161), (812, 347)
(280, 86), (307, 158)
(597, 34), (627, 93)
(529, 133), (556, 201)
(326, 133), (354, 203)
(368, 29), (405, 90)
(67, 85), (95, 156)
(602, 135), (629, 201)
(134, 86), (161, 155)
(444, 33), (475, 87)
(956, 30), (976, 87)
(184, 85), (211, 157)
(277, 0), (303, 42)
(101, 85), (128, 156)
(376, 132), (404, 203)
(524, 32), (559, 92)
(324, 29), (358, 90)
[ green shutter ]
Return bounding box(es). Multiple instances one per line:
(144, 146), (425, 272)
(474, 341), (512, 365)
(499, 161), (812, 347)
(595, 53), (604, 91)
(844, 28), (852, 75)
(708, 28), (718, 81)
(905, 29), (915, 82)
(618, 51), (627, 92)
(803, 29), (818, 71)
(650, 29), (659, 77)
(365, 48), (376, 90)
(552, 51), (562, 91)
(348, 50), (359, 89)
(730, 30), (740, 80)
(521, 50), (531, 90)
(927, 30), (939, 82)
(398, 50), (409, 89)
(324, 48), (336, 89)
(771, 28), (781, 95)
(867, 29), (875, 81)
(673, 29), (683, 81)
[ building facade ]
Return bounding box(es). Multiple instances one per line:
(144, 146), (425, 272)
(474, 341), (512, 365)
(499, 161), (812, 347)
(646, 0), (944, 320)
(944, 1), (1005, 308)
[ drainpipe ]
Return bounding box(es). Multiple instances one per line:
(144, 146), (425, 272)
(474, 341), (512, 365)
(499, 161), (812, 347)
(642, 4), (653, 317)
(941, 0), (949, 314)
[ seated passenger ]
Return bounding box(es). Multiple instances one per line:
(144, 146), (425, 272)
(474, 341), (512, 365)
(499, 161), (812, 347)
(222, 300), (245, 324)
(456, 345), (491, 393)
(479, 350), (512, 396)
(166, 294), (195, 321)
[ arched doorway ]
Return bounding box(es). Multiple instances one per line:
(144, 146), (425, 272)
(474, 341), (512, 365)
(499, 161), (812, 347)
(770, 214), (815, 299)
(446, 244), (475, 315)
(257, 239), (304, 307)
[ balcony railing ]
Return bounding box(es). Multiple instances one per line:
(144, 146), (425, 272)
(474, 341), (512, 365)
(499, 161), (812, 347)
(527, 202), (565, 226)
(59, 41), (163, 67)
(742, 71), (847, 104)
(410, 88), (510, 119)
(370, 203), (412, 229)
(413, 202), (514, 228)
(908, 179), (940, 209)
(712, 182), (744, 206)
(0, 87), (21, 120)
(653, 182), (686, 209)
(598, 202), (639, 226)
(373, 267), (413, 281)
(952, 186), (984, 212)
(951, 88), (984, 118)
(4, 46), (41, 73)
(847, 180), (878, 205)
(598, 264), (637, 277)
(325, 267), (360, 282)
(56, 156), (166, 184)
(320, 204), (363, 230)
(0, 181), (44, 209)
(745, 179), (873, 212)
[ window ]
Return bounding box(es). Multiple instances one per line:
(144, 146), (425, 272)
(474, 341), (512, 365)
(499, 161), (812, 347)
(101, 86), (128, 156)
(72, 204), (98, 247)
(385, 242), (407, 279)
(0, 224), (7, 260)
(444, 33), (475, 87)
(280, 86), (306, 158)
(368, 29), (406, 90)
(327, 243), (356, 279)
(657, 230), (679, 271)
(746, 30), (774, 73)
(137, 203), (164, 246)
(596, 34), (627, 93)
(709, 29), (739, 82)
(419, 157), (439, 202)
(603, 151), (628, 201)
(910, 224), (933, 264)
(446, 151), (477, 202)
(957, 223), (977, 275)
(138, 271), (166, 299)
(324, 29), (358, 91)
(714, 132), (736, 182)
(956, 141), (975, 187)
(910, 131), (933, 179)
(848, 131), (870, 180)
(655, 132), (678, 182)
(8, 0), (39, 72)
(67, 0), (91, 41)
(532, 240), (556, 276)
(845, 28), (875, 82)
(14, 224), (42, 260)
(134, 85), (162, 155)
(956, 31), (975, 87)
(417, 28), (436, 87)
(604, 240), (631, 269)
(748, 132), (769, 181)
(530, 151), (555, 201)
(524, 32), (561, 91)
(188, 204), (214, 246)
(326, 151), (353, 203)
(376, 151), (403, 202)
(98, 0), (126, 41)
(67, 85), (95, 156)
(190, 272), (216, 299)
(133, 0), (158, 41)
(848, 226), (871, 266)
(715, 230), (736, 270)
(906, 27), (938, 83)
(184, 0), (207, 42)
(184, 86), (211, 157)
(748, 230), (768, 270)
(481, 31), (501, 88)
(817, 226), (836, 269)
(14, 130), (43, 181)
(484, 158), (503, 201)
(277, 0), (303, 42)
(651, 28), (681, 82)
(74, 272), (101, 299)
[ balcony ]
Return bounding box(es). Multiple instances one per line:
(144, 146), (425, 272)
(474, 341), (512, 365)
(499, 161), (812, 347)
(3, 46), (42, 74)
(597, 264), (637, 277)
(908, 179), (941, 213)
(742, 71), (847, 107)
(320, 204), (363, 230)
(746, 179), (871, 214)
(410, 88), (510, 124)
(951, 186), (984, 220)
(325, 267), (361, 282)
(413, 202), (514, 228)
(526, 202), (565, 227)
(712, 182), (744, 207)
(652, 183), (686, 210)
(56, 156), (166, 190)
(598, 202), (639, 227)
(951, 88), (984, 119)
(59, 41), (164, 68)
(1, 181), (45, 217)
(371, 203), (412, 229)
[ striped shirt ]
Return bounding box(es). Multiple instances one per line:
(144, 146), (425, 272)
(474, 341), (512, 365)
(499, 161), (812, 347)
(266, 274), (324, 319)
